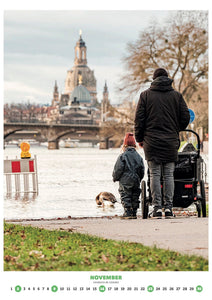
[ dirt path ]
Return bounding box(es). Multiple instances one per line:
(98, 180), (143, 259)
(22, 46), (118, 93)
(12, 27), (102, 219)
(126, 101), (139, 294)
(6, 216), (208, 259)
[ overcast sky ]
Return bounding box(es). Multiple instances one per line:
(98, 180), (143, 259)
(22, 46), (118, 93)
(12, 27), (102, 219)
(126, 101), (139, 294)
(4, 10), (178, 105)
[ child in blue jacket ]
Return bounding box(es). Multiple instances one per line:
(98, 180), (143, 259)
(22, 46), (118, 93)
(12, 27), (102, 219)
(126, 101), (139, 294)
(113, 133), (145, 219)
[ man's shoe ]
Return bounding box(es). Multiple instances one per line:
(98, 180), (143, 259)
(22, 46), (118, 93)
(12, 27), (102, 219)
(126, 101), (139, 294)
(120, 208), (133, 219)
(131, 208), (137, 219)
(149, 209), (162, 219)
(165, 208), (175, 219)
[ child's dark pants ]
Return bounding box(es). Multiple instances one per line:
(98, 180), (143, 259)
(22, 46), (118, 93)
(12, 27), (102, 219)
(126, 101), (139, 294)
(119, 183), (141, 210)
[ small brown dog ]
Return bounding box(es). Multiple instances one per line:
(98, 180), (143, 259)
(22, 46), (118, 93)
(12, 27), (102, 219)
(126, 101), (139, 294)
(96, 192), (117, 206)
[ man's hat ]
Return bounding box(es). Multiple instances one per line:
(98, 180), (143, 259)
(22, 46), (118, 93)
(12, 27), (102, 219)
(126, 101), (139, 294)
(153, 68), (168, 80)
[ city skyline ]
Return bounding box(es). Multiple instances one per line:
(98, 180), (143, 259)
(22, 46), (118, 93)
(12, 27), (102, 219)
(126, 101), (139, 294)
(4, 10), (172, 105)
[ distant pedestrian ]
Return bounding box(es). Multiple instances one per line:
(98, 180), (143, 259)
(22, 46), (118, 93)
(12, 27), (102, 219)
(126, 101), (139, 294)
(200, 140), (203, 152)
(134, 68), (190, 218)
(112, 133), (145, 219)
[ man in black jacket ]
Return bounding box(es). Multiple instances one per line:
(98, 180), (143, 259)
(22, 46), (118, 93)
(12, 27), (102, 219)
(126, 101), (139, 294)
(134, 68), (190, 218)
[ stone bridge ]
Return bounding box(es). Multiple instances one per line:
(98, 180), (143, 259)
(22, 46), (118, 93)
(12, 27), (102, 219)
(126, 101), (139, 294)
(4, 122), (100, 149)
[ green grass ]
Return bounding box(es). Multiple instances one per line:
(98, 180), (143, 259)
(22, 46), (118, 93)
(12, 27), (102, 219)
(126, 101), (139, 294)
(4, 222), (208, 271)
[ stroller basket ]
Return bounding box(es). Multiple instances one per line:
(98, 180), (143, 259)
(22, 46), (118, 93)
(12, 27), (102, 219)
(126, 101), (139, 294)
(174, 154), (197, 180)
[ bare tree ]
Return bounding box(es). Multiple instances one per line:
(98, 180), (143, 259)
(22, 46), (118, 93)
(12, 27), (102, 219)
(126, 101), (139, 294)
(188, 82), (208, 134)
(100, 101), (135, 146)
(118, 11), (208, 104)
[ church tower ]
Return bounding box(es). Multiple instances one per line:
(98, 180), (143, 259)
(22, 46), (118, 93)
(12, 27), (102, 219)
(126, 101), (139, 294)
(64, 31), (97, 104)
(103, 81), (109, 103)
(74, 30), (87, 66)
(101, 81), (110, 122)
(52, 80), (59, 106)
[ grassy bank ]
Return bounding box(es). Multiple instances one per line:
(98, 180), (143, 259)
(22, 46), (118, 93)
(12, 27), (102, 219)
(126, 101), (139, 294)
(4, 222), (208, 271)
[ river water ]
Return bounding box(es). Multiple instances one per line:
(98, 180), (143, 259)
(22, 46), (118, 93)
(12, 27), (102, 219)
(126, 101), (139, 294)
(4, 145), (208, 220)
(4, 146), (149, 220)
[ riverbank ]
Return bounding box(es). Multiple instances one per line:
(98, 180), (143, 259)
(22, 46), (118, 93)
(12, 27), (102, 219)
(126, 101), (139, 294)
(6, 215), (208, 259)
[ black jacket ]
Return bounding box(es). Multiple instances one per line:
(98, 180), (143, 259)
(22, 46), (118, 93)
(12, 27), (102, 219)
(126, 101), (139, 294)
(134, 76), (190, 163)
(112, 147), (144, 186)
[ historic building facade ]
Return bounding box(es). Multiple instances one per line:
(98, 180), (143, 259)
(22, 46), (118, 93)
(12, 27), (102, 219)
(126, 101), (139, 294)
(52, 81), (60, 107)
(101, 81), (110, 123)
(64, 32), (97, 105)
(52, 32), (98, 108)
(51, 31), (111, 125)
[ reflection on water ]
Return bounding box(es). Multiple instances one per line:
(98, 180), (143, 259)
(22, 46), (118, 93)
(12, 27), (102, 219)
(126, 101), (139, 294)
(6, 192), (37, 203)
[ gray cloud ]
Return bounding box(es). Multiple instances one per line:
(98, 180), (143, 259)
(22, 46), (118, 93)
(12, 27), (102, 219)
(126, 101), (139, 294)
(4, 10), (171, 104)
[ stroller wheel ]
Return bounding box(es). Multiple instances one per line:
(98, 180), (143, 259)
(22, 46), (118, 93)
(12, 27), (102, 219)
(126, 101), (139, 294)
(195, 202), (201, 218)
(141, 180), (149, 219)
(200, 180), (206, 217)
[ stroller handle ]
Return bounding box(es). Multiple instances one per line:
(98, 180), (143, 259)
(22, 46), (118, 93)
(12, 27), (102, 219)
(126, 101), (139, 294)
(180, 129), (200, 157)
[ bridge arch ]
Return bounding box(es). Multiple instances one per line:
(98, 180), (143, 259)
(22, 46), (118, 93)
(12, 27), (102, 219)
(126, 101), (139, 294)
(4, 123), (100, 150)
(48, 128), (100, 149)
(4, 128), (22, 139)
(4, 127), (43, 144)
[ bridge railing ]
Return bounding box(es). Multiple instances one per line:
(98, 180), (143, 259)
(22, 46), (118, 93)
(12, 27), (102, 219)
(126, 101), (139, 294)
(4, 119), (100, 125)
(60, 119), (98, 125)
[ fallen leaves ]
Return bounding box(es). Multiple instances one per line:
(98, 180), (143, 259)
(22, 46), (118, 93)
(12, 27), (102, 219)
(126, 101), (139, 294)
(29, 250), (45, 258)
(4, 255), (19, 262)
(4, 222), (208, 271)
(68, 261), (76, 266)
(101, 254), (109, 263)
(84, 257), (92, 265)
(30, 263), (40, 271)
(20, 230), (26, 239)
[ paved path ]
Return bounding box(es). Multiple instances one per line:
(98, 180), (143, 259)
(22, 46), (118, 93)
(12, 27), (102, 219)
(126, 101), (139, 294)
(7, 216), (208, 259)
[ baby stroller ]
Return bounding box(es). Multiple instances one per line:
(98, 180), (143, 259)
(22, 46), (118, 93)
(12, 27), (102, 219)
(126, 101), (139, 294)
(141, 129), (207, 218)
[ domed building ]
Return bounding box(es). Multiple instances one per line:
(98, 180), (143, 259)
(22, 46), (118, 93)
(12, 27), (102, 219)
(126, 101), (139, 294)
(59, 31), (97, 106)
(64, 32), (97, 104)
(69, 75), (91, 104)
(51, 31), (110, 125)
